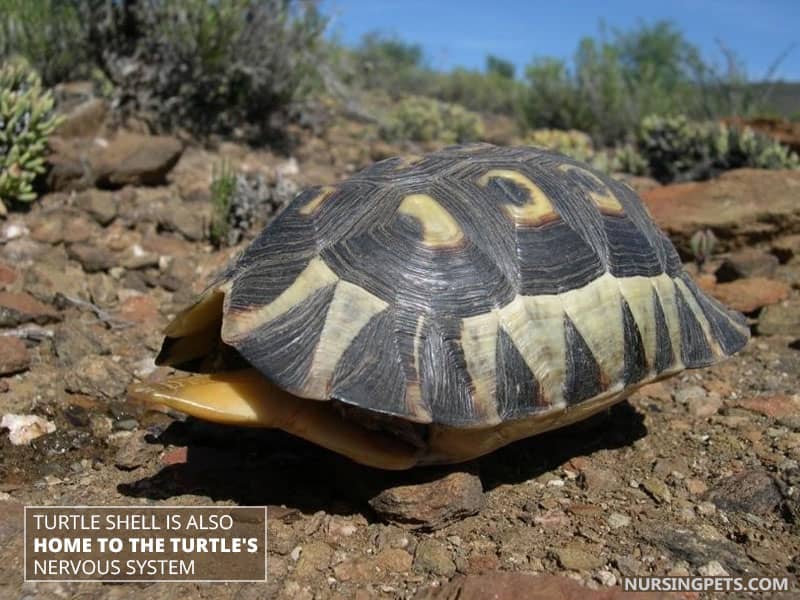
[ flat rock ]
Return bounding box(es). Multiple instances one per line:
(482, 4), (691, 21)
(0, 338), (31, 375)
(555, 544), (604, 570)
(76, 189), (118, 226)
(758, 300), (800, 337)
(92, 133), (183, 188)
(734, 394), (800, 419)
(642, 169), (800, 253)
(114, 431), (159, 470)
(413, 539), (456, 577)
(417, 573), (679, 600)
(705, 470), (783, 515)
(0, 291), (60, 326)
(0, 261), (18, 287)
(64, 355), (132, 399)
(53, 323), (108, 366)
(369, 472), (485, 531)
(715, 248), (779, 281)
(67, 242), (117, 272)
(709, 277), (790, 313)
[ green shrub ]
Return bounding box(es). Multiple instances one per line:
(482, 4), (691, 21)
(209, 160), (236, 247)
(0, 60), (61, 206)
(631, 114), (798, 182)
(109, 0), (327, 140)
(382, 96), (484, 144)
(524, 128), (615, 172)
(518, 21), (775, 146)
(0, 0), (87, 86)
(2, 0), (327, 141)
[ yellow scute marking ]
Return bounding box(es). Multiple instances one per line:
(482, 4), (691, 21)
(221, 258), (338, 341)
(304, 280), (389, 398)
(299, 186), (336, 216)
(397, 194), (464, 247)
(460, 310), (501, 423)
(477, 169), (558, 226)
(558, 164), (624, 214)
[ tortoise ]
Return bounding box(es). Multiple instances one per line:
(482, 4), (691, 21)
(130, 144), (750, 470)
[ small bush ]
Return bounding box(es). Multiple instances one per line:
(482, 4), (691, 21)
(1, 0), (327, 142)
(630, 114), (799, 182)
(0, 60), (61, 206)
(524, 128), (612, 172)
(382, 96), (484, 144)
(0, 0), (87, 86)
(209, 161), (236, 247)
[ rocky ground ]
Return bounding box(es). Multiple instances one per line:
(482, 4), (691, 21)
(1, 95), (800, 599)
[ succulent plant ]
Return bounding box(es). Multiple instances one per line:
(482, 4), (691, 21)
(382, 96), (484, 144)
(634, 114), (798, 183)
(0, 59), (61, 208)
(524, 128), (614, 172)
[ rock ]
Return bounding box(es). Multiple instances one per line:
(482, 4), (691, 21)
(0, 261), (18, 287)
(116, 295), (160, 325)
(698, 560), (729, 577)
(157, 203), (209, 241)
(641, 478), (672, 504)
(758, 300), (800, 337)
(67, 243), (117, 272)
(705, 470), (783, 515)
(715, 248), (779, 281)
(0, 338), (31, 375)
(555, 545), (604, 571)
(53, 323), (107, 366)
(418, 572), (678, 600)
(709, 277), (790, 313)
(88, 273), (118, 307)
(45, 136), (94, 192)
(641, 169), (800, 254)
(772, 234), (800, 263)
(0, 291), (60, 326)
(644, 527), (748, 573)
(92, 133), (183, 188)
(734, 394), (800, 419)
(687, 392), (722, 418)
(577, 466), (620, 492)
(333, 549), (412, 582)
(413, 539), (456, 577)
(54, 96), (108, 138)
(23, 261), (89, 304)
(76, 190), (118, 226)
(369, 472), (485, 531)
(673, 385), (706, 405)
(1, 414), (55, 445)
(64, 355), (132, 399)
(607, 512), (631, 529)
(293, 541), (333, 580)
(114, 431), (159, 470)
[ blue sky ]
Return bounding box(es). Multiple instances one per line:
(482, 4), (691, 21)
(321, 0), (800, 80)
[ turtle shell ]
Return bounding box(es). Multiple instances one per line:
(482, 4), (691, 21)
(161, 144), (749, 429)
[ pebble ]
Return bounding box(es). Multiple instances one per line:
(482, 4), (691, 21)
(414, 539), (456, 577)
(64, 355), (132, 399)
(641, 478), (672, 504)
(113, 431), (158, 470)
(555, 545), (604, 571)
(674, 385), (706, 405)
(698, 560), (729, 577)
(607, 512), (631, 529)
(1, 414), (56, 445)
(0, 337), (31, 375)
